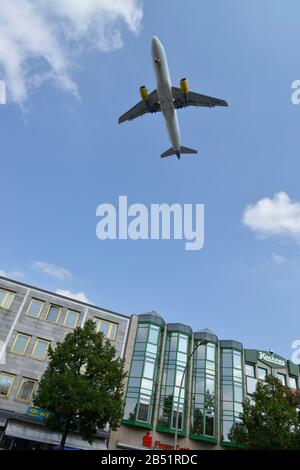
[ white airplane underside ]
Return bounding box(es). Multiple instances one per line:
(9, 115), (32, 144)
(118, 36), (228, 159)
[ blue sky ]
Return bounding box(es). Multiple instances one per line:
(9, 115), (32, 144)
(1, 0), (300, 359)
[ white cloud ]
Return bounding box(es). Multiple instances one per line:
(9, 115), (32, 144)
(32, 261), (72, 280)
(243, 192), (300, 241)
(0, 0), (143, 103)
(55, 289), (90, 304)
(271, 253), (287, 265)
(0, 269), (24, 279)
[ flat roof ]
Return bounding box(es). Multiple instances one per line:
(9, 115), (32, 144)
(0, 275), (130, 320)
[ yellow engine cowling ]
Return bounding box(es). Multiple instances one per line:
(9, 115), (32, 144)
(180, 78), (188, 94)
(140, 85), (149, 102)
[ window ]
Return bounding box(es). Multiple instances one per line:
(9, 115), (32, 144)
(137, 396), (150, 422)
(123, 397), (137, 421)
(233, 351), (242, 369)
(45, 305), (62, 323)
(143, 359), (155, 380)
(178, 335), (188, 353)
(64, 310), (79, 328)
(289, 377), (297, 390)
(136, 326), (148, 343)
(31, 339), (50, 361)
(222, 352), (232, 368)
(206, 344), (215, 362)
(94, 318), (117, 339)
(205, 412), (214, 436)
(0, 372), (15, 397)
(245, 364), (255, 377)
(258, 367), (267, 381)
(11, 333), (31, 356)
(0, 289), (15, 309)
(26, 299), (44, 318)
(246, 376), (257, 395)
(16, 378), (36, 403)
(148, 326), (159, 344)
(234, 384), (243, 402)
(277, 372), (286, 386)
(246, 363), (256, 395)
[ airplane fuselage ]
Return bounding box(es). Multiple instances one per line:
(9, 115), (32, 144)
(151, 37), (181, 158)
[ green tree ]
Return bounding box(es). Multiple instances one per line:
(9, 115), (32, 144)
(230, 374), (300, 449)
(34, 320), (126, 449)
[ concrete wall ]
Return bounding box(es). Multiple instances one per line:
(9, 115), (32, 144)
(0, 276), (130, 418)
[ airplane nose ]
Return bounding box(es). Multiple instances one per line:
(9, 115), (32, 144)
(151, 36), (161, 57)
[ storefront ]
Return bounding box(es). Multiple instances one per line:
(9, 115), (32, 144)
(0, 410), (108, 450)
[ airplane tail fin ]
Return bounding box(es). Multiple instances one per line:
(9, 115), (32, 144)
(161, 146), (198, 159)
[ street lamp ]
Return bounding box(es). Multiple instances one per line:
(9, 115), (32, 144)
(173, 338), (209, 450)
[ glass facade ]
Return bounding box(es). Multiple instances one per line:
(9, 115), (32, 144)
(119, 324), (300, 448)
(157, 330), (190, 434)
(221, 348), (244, 443)
(123, 321), (162, 427)
(190, 341), (217, 440)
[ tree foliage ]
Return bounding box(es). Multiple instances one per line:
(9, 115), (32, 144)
(230, 374), (300, 449)
(34, 320), (126, 448)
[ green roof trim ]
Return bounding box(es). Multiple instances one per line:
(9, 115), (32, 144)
(244, 349), (258, 365)
(156, 425), (186, 437)
(121, 419), (153, 430)
(189, 434), (217, 444)
(220, 440), (244, 449)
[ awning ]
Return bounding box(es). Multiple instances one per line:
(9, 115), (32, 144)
(5, 420), (107, 450)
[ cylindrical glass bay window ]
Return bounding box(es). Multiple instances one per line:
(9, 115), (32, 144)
(190, 340), (217, 441)
(220, 341), (244, 445)
(157, 325), (192, 435)
(122, 316), (164, 428)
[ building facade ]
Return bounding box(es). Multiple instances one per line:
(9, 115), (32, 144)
(0, 277), (299, 450)
(0, 276), (131, 449)
(109, 312), (300, 450)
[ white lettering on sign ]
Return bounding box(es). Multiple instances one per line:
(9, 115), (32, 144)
(258, 351), (285, 367)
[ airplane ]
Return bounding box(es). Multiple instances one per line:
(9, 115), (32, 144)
(118, 36), (228, 159)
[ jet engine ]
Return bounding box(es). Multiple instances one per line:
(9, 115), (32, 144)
(180, 78), (188, 95)
(140, 85), (149, 101)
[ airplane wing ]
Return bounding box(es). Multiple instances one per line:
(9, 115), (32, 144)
(118, 90), (160, 123)
(172, 86), (228, 109)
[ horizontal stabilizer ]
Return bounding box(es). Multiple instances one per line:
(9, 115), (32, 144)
(180, 146), (198, 155)
(161, 146), (198, 159)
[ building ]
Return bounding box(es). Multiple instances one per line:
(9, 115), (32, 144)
(1, 276), (299, 450)
(109, 312), (300, 450)
(0, 276), (131, 449)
